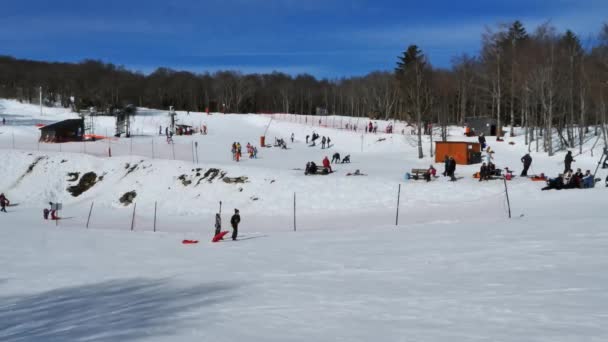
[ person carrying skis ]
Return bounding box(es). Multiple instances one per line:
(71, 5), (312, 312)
(564, 151), (575, 173)
(0, 193), (9, 212)
(521, 153), (532, 177)
(322, 156), (332, 173)
(230, 209), (241, 241)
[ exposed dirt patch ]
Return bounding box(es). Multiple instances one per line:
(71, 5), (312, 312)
(67, 172), (98, 197)
(67, 172), (80, 182)
(223, 176), (249, 184)
(119, 191), (137, 205)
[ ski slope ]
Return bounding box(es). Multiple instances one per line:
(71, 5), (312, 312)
(1, 99), (608, 341)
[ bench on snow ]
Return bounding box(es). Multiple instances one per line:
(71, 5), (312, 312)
(407, 168), (431, 180)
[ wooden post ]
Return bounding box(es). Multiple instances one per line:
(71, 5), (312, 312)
(503, 178), (512, 219)
(153, 201), (157, 232)
(131, 203), (137, 231)
(395, 184), (401, 226)
(293, 192), (296, 232)
(86, 202), (94, 228)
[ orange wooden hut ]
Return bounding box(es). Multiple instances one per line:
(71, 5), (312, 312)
(435, 141), (482, 165)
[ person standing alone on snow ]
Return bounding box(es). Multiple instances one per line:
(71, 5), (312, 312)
(564, 151), (575, 173)
(291, 133), (294, 143)
(521, 153), (532, 177)
(231, 209), (241, 240)
(0, 193), (9, 213)
(321, 136), (326, 149)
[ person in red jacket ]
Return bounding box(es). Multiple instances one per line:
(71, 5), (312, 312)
(322, 156), (332, 173)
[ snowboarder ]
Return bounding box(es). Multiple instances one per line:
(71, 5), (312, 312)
(291, 133), (294, 143)
(521, 153), (532, 177)
(230, 209), (241, 241)
(478, 133), (486, 150)
(322, 156), (332, 173)
(214, 213), (222, 237)
(321, 136), (326, 149)
(0, 193), (8, 212)
(564, 151), (575, 173)
(331, 152), (341, 164)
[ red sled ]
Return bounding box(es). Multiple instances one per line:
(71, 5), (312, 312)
(182, 239), (199, 244)
(212, 231), (229, 243)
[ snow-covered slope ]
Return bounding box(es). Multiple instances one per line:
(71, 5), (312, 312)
(1, 98), (607, 341)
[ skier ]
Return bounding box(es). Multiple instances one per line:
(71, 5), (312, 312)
(253, 146), (258, 158)
(2, 117), (5, 125)
(321, 136), (326, 149)
(564, 151), (575, 173)
(478, 133), (486, 150)
(236, 142), (242, 162)
(291, 133), (294, 143)
(230, 209), (241, 241)
(322, 156), (332, 173)
(231, 142), (237, 160)
(0, 193), (8, 212)
(331, 152), (341, 164)
(521, 153), (532, 177)
(327, 137), (331, 148)
(306, 135), (310, 144)
(159, 126), (162, 135)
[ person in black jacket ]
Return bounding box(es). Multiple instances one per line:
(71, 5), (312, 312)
(478, 133), (487, 150)
(479, 163), (489, 182)
(564, 151), (575, 173)
(230, 209), (241, 241)
(442, 155), (449, 177)
(447, 156), (457, 181)
(521, 153), (532, 177)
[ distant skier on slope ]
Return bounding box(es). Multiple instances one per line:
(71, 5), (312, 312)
(0, 193), (9, 213)
(231, 209), (241, 241)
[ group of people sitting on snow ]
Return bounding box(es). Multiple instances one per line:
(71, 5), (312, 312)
(542, 168), (596, 191)
(304, 156), (336, 175)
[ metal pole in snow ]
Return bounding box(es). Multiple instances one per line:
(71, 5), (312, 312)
(503, 178), (512, 219)
(86, 202), (94, 228)
(395, 184), (401, 226)
(153, 201), (157, 232)
(131, 203), (137, 231)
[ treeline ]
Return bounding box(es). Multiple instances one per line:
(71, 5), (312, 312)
(0, 56), (398, 118)
(1, 21), (607, 156)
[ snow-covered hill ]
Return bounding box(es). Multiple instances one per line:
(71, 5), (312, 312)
(1, 98), (607, 341)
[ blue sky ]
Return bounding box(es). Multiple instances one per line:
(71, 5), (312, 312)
(1, 0), (606, 78)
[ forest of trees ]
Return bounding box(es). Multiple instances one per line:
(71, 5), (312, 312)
(1, 21), (608, 156)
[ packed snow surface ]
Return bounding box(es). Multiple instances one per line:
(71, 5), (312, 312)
(1, 99), (607, 341)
